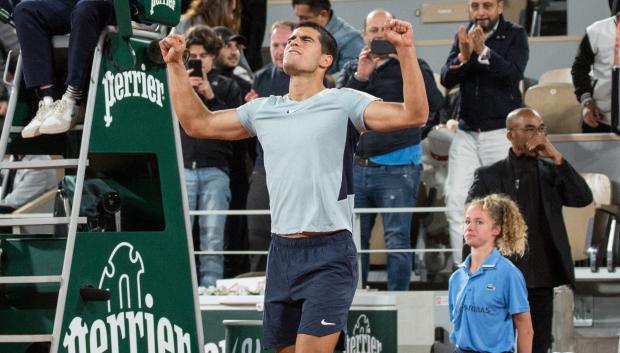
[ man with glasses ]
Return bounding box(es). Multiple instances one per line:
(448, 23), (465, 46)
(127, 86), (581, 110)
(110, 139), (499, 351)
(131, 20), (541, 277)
(467, 107), (593, 353)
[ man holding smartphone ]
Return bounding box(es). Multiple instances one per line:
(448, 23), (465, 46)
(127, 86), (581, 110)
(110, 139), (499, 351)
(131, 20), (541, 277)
(337, 9), (443, 290)
(183, 25), (243, 288)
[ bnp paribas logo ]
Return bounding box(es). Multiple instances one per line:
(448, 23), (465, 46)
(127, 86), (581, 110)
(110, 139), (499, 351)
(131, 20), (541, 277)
(347, 314), (382, 353)
(150, 0), (176, 15)
(101, 65), (165, 128)
(62, 242), (192, 353)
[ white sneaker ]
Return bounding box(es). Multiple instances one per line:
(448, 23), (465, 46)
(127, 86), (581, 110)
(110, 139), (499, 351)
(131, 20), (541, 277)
(21, 96), (55, 138)
(39, 97), (77, 134)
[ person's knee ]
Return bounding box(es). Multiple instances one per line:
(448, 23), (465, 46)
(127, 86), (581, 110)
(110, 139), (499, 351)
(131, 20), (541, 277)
(384, 231), (411, 249)
(13, 1), (38, 25)
(71, 1), (108, 27)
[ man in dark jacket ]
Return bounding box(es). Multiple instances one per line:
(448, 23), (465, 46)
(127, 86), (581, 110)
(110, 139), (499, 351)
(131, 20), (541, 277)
(440, 0), (529, 267)
(467, 107), (593, 353)
(182, 25), (242, 287)
(337, 8), (443, 290)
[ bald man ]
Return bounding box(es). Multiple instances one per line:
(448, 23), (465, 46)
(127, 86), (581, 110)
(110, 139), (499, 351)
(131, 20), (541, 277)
(337, 9), (443, 290)
(467, 107), (592, 353)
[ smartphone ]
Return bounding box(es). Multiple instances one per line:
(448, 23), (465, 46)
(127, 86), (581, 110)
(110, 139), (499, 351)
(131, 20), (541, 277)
(370, 39), (396, 55)
(187, 59), (203, 77)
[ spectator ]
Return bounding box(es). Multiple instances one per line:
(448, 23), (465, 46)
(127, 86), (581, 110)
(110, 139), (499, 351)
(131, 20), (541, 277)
(212, 25), (254, 277)
(213, 26), (252, 95)
(337, 8), (443, 290)
(182, 25), (242, 287)
(176, 0), (239, 35)
(570, 1), (620, 133)
(0, 155), (56, 214)
(245, 20), (295, 272)
(440, 0), (528, 266)
(175, 1), (255, 86)
(15, 0), (115, 138)
(449, 194), (533, 353)
(292, 0), (363, 84)
(467, 107), (593, 353)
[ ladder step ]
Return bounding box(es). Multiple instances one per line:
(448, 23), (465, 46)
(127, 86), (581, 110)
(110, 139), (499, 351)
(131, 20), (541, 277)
(10, 124), (84, 133)
(0, 334), (53, 343)
(0, 159), (84, 170)
(0, 216), (87, 227)
(0, 275), (61, 284)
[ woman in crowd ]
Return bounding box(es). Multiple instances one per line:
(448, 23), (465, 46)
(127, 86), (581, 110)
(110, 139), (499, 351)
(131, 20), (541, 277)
(175, 0), (240, 34)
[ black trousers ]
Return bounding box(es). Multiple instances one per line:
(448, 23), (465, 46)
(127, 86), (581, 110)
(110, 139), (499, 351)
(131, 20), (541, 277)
(528, 287), (554, 353)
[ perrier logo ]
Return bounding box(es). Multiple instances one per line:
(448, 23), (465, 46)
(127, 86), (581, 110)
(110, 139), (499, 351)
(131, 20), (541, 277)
(62, 242), (192, 353)
(347, 314), (382, 353)
(150, 0), (176, 15)
(101, 65), (165, 128)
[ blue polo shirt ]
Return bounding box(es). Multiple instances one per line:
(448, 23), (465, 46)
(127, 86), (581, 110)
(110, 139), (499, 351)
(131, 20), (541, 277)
(448, 249), (530, 353)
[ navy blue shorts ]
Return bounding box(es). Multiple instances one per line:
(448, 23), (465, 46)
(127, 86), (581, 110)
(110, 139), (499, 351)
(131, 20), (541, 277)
(262, 230), (358, 350)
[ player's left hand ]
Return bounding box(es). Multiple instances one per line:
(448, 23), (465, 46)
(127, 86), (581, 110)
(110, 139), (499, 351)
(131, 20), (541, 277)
(384, 19), (414, 49)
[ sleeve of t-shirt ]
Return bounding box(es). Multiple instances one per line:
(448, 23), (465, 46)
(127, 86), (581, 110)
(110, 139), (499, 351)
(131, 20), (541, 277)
(236, 98), (266, 137)
(448, 273), (458, 321)
(339, 88), (380, 132)
(505, 266), (530, 315)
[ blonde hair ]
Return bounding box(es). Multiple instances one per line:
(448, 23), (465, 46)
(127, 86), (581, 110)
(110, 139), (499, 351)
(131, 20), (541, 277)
(467, 194), (528, 257)
(185, 0), (240, 32)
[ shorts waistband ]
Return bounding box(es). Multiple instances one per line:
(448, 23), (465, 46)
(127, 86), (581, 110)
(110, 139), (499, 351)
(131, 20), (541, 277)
(271, 230), (352, 248)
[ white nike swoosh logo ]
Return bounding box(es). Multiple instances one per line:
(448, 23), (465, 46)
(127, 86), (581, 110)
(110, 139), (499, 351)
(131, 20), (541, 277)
(321, 319), (336, 326)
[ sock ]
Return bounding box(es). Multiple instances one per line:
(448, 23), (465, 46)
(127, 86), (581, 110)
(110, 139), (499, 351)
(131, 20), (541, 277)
(39, 85), (61, 101)
(64, 85), (83, 103)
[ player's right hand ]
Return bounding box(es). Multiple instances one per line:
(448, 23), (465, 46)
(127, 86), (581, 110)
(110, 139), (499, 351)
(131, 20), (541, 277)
(159, 34), (186, 65)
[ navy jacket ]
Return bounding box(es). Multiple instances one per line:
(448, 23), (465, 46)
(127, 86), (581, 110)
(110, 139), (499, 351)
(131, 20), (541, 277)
(338, 58), (443, 158)
(441, 16), (529, 131)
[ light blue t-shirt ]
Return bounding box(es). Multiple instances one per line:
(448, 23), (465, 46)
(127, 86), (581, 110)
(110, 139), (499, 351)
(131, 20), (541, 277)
(448, 248), (530, 353)
(237, 88), (379, 234)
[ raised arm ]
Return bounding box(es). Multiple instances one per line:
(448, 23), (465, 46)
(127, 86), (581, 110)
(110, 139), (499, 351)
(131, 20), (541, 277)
(160, 34), (251, 140)
(363, 20), (429, 132)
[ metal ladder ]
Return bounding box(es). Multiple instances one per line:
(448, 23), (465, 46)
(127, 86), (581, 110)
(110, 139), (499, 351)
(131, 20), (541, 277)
(0, 33), (95, 351)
